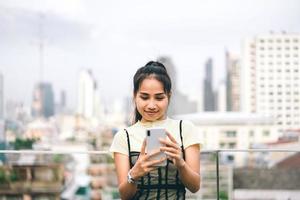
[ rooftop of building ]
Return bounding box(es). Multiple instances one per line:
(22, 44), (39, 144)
(174, 112), (275, 125)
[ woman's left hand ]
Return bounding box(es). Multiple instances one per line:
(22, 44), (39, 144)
(159, 131), (185, 169)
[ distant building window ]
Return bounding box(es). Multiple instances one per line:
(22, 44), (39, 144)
(263, 130), (270, 137)
(219, 143), (226, 148)
(227, 155), (235, 162)
(228, 142), (236, 149)
(226, 131), (237, 137)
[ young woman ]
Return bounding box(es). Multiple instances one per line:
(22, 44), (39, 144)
(110, 61), (201, 200)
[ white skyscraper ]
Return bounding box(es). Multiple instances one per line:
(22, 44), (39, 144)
(77, 69), (102, 119)
(242, 33), (300, 132)
(226, 51), (241, 111)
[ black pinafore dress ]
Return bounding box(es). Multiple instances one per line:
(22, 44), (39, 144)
(124, 120), (186, 200)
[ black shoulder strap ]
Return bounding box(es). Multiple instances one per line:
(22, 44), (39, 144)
(124, 129), (133, 167)
(179, 120), (186, 160)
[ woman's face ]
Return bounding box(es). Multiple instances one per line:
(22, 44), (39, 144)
(135, 77), (169, 123)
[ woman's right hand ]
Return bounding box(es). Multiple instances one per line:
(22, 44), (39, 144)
(130, 139), (166, 180)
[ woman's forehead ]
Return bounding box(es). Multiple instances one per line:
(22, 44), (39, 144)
(138, 78), (165, 93)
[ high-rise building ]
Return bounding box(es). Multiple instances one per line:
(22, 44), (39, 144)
(31, 82), (55, 118)
(203, 58), (216, 111)
(60, 90), (66, 108)
(0, 73), (3, 119)
(242, 33), (300, 132)
(77, 69), (102, 119)
(157, 56), (197, 115)
(226, 50), (241, 111)
(216, 80), (227, 112)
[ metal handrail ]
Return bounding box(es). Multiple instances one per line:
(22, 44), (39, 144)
(0, 148), (299, 154)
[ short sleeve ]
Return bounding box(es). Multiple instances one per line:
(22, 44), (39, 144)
(182, 120), (201, 149)
(109, 129), (129, 156)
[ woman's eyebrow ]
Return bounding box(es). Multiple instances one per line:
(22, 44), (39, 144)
(155, 93), (165, 96)
(139, 92), (149, 95)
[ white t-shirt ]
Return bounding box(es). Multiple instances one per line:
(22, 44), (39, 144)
(110, 118), (201, 156)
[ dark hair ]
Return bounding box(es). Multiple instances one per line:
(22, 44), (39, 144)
(133, 61), (172, 123)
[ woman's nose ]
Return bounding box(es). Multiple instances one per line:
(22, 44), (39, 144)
(147, 100), (156, 109)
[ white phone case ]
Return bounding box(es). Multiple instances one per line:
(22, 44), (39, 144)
(146, 127), (167, 167)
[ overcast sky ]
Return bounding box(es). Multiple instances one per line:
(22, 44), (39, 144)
(0, 0), (299, 111)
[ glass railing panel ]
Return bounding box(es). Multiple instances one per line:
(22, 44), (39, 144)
(0, 151), (119, 200)
(218, 150), (300, 200)
(2, 150), (297, 200)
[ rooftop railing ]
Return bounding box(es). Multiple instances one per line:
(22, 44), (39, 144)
(0, 149), (299, 200)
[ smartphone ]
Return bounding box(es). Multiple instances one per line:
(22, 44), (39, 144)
(146, 127), (167, 167)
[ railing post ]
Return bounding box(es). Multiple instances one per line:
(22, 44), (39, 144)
(216, 150), (220, 200)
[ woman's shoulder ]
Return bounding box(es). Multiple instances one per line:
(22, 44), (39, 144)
(119, 122), (141, 135)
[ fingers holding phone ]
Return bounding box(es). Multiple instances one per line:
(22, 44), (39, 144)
(159, 131), (185, 169)
(130, 136), (167, 180)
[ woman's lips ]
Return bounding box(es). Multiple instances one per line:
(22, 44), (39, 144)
(145, 111), (158, 115)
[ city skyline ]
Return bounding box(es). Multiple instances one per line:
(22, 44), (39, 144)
(0, 0), (300, 111)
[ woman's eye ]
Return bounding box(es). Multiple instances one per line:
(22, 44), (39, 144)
(140, 96), (148, 100)
(156, 97), (165, 101)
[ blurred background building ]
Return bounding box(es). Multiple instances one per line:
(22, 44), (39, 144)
(31, 82), (55, 118)
(241, 33), (300, 134)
